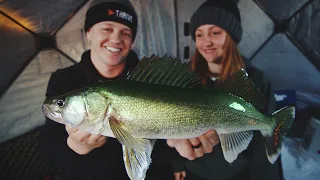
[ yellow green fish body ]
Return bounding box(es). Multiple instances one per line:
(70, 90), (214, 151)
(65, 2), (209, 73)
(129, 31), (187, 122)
(79, 81), (271, 139)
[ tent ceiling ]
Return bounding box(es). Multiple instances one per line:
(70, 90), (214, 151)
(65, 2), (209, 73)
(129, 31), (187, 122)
(256, 0), (310, 23)
(287, 0), (320, 69)
(0, 0), (86, 33)
(0, 0), (87, 97)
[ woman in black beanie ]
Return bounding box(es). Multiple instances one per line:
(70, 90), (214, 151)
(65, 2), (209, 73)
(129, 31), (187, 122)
(168, 0), (280, 179)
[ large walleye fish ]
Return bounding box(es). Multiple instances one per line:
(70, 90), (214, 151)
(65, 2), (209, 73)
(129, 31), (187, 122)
(42, 55), (295, 180)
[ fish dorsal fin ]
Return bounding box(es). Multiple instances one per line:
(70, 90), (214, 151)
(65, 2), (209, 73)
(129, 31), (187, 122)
(217, 131), (253, 163)
(127, 54), (201, 88)
(219, 69), (266, 110)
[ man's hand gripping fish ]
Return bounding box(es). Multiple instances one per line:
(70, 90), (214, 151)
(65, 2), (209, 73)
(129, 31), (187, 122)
(42, 55), (295, 180)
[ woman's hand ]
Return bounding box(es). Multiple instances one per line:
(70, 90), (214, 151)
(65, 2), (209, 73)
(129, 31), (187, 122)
(65, 125), (107, 155)
(167, 130), (219, 160)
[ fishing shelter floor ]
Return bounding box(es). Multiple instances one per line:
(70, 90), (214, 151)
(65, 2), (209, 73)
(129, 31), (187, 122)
(0, 127), (57, 180)
(0, 127), (285, 180)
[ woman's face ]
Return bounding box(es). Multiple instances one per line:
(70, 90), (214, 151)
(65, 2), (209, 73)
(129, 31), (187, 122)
(195, 24), (227, 64)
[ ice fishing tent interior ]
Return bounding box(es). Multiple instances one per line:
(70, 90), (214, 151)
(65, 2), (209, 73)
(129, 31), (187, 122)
(0, 0), (319, 179)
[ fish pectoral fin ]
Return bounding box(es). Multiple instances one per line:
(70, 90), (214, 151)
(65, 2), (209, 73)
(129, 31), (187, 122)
(123, 140), (155, 180)
(217, 131), (253, 163)
(109, 115), (151, 150)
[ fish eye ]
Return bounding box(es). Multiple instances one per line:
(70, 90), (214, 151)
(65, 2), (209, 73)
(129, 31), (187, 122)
(56, 100), (64, 107)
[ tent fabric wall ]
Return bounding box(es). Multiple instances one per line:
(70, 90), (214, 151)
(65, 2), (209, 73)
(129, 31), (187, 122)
(56, 1), (90, 62)
(251, 34), (320, 109)
(0, 13), (37, 100)
(287, 0), (320, 68)
(0, 0), (319, 145)
(131, 0), (177, 59)
(0, 50), (73, 143)
(256, 0), (310, 23)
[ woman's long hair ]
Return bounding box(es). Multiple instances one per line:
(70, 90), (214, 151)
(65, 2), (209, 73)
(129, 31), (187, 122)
(191, 34), (245, 84)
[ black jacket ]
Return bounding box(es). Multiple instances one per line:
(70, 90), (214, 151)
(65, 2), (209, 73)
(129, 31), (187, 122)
(172, 65), (280, 180)
(38, 50), (175, 180)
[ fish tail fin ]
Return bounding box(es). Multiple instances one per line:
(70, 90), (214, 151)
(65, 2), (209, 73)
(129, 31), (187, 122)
(265, 106), (295, 164)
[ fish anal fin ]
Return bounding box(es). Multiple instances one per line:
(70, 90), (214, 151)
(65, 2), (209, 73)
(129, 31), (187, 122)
(217, 131), (253, 163)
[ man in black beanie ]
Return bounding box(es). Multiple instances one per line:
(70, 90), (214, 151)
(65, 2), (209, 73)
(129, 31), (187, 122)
(38, 0), (175, 179)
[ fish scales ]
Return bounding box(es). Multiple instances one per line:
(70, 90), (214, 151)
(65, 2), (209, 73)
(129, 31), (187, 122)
(96, 81), (271, 139)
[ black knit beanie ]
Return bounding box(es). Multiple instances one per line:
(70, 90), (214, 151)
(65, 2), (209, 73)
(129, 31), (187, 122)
(84, 0), (138, 42)
(190, 0), (242, 43)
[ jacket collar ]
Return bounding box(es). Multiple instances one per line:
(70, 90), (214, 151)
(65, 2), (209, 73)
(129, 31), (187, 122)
(79, 50), (128, 84)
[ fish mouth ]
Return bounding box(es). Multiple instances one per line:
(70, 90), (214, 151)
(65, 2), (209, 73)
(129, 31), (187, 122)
(42, 105), (65, 124)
